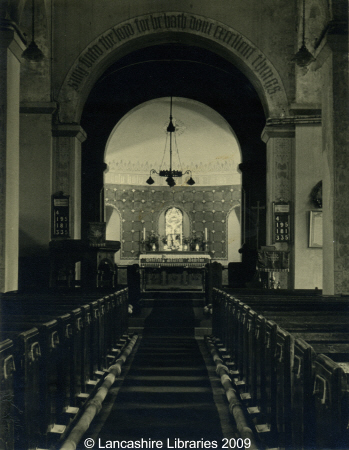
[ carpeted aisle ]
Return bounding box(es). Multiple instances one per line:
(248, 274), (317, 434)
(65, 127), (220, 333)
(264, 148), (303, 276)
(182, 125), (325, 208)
(80, 299), (228, 448)
(142, 298), (196, 336)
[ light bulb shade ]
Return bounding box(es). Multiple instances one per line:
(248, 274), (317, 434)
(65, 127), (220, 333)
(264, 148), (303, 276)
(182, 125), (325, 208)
(22, 41), (44, 62)
(293, 44), (315, 67)
(187, 177), (195, 186)
(166, 176), (176, 187)
(167, 119), (175, 133)
(146, 176), (155, 185)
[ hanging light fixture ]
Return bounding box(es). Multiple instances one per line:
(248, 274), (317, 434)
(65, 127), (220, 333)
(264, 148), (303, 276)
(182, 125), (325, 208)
(146, 97), (195, 188)
(293, 0), (315, 67)
(22, 0), (44, 62)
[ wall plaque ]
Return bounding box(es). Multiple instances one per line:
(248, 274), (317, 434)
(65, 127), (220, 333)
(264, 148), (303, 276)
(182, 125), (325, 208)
(309, 210), (322, 248)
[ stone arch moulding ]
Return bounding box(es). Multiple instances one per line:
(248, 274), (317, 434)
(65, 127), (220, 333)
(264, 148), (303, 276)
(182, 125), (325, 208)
(105, 202), (122, 215)
(57, 12), (289, 123)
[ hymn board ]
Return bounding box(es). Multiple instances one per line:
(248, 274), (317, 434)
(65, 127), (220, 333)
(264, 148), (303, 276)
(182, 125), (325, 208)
(273, 202), (291, 243)
(51, 193), (70, 238)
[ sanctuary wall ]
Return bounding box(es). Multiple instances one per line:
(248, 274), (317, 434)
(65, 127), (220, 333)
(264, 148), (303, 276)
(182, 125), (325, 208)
(105, 184), (241, 264)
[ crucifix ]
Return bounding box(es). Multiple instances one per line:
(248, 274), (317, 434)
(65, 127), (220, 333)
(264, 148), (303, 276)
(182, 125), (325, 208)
(251, 201), (265, 250)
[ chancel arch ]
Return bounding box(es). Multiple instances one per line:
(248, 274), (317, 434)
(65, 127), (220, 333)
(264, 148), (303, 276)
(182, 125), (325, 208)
(57, 13), (289, 124)
(46, 5), (338, 292)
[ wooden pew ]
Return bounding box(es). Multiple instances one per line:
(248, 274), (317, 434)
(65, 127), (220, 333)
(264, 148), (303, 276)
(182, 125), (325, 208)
(2, 300), (94, 392)
(2, 319), (68, 447)
(1, 289), (129, 376)
(0, 288), (130, 449)
(212, 288), (349, 450)
(0, 339), (15, 450)
(291, 338), (317, 450)
(312, 354), (349, 449)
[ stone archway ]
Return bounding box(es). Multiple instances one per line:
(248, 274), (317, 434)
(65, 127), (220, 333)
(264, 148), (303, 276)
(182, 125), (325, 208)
(56, 12), (289, 124)
(53, 12), (293, 287)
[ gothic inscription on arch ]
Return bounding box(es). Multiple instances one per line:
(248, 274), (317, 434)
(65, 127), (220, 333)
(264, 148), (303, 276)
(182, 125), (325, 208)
(64, 12), (285, 103)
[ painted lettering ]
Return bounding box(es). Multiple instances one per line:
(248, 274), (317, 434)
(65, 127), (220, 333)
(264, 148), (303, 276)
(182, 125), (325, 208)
(134, 18), (150, 32)
(260, 67), (274, 81)
(230, 33), (242, 48)
(67, 65), (89, 90)
(221, 30), (234, 45)
(65, 13), (283, 101)
(113, 23), (135, 42)
(79, 44), (104, 68)
(264, 78), (281, 94)
(213, 28), (255, 61)
(99, 32), (117, 51)
(214, 25), (225, 39)
(67, 80), (79, 91)
(252, 56), (276, 82)
(239, 44), (255, 60)
(232, 38), (254, 59)
(189, 16), (212, 34)
(252, 54), (263, 66)
(150, 15), (162, 30)
(164, 13), (186, 29)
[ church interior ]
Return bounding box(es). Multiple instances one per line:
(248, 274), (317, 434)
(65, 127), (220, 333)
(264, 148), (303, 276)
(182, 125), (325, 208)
(0, 0), (348, 449)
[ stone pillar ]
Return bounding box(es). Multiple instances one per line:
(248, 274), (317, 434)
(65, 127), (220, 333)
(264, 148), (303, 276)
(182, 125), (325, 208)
(52, 125), (87, 239)
(18, 103), (57, 289)
(274, 106), (324, 290)
(293, 118), (322, 290)
(19, 103), (56, 251)
(0, 24), (26, 292)
(261, 125), (295, 288)
(321, 34), (349, 295)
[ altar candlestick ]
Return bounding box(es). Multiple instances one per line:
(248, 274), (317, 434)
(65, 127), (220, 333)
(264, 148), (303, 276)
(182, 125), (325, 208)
(205, 228), (208, 241)
(143, 228), (146, 241)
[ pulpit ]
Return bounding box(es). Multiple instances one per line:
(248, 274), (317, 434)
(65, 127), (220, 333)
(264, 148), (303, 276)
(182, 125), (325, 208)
(49, 240), (120, 288)
(139, 251), (211, 292)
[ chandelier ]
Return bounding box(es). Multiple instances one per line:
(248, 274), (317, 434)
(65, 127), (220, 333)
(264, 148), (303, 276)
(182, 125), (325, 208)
(146, 97), (195, 188)
(293, 0), (315, 67)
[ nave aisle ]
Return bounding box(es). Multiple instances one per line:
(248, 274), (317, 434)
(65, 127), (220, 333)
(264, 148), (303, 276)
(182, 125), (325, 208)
(79, 299), (238, 449)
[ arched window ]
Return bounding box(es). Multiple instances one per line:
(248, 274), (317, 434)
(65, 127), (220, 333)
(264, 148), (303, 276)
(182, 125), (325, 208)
(165, 207), (183, 250)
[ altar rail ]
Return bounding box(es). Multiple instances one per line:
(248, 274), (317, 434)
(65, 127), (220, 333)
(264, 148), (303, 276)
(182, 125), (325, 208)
(0, 288), (129, 450)
(212, 288), (349, 450)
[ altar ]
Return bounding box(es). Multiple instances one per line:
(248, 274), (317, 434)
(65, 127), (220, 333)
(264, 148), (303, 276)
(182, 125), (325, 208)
(139, 251), (211, 292)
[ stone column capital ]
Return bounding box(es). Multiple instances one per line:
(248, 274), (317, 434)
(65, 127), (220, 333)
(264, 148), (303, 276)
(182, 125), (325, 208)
(261, 124), (295, 143)
(52, 124), (87, 143)
(0, 20), (26, 59)
(21, 102), (57, 115)
(289, 103), (322, 117)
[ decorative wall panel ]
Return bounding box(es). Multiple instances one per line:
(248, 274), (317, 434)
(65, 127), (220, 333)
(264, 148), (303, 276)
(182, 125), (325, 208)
(105, 184), (241, 260)
(274, 137), (292, 201)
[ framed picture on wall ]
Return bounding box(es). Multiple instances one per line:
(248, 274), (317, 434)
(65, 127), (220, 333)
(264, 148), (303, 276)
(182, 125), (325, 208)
(309, 210), (322, 248)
